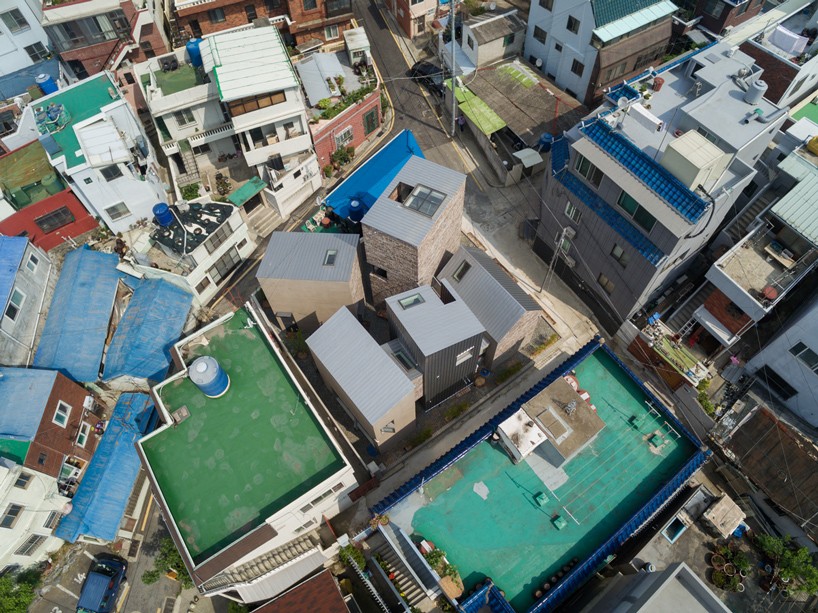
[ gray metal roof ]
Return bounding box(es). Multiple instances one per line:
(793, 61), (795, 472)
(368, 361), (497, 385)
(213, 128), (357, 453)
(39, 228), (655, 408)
(438, 247), (539, 342)
(306, 308), (414, 426)
(294, 53), (349, 107)
(256, 232), (360, 282)
(466, 10), (525, 46)
(386, 285), (484, 357)
(771, 156), (818, 247)
(361, 156), (466, 247)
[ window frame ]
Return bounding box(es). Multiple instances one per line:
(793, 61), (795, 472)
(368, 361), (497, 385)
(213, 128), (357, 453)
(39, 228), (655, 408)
(173, 108), (196, 128)
(303, 0), (318, 10)
(455, 347), (474, 365)
(245, 4), (257, 21)
(363, 108), (378, 135)
(77, 422), (91, 448)
(53, 400), (71, 428)
(533, 25), (547, 45)
(538, 0), (553, 9)
(453, 260), (471, 282)
(14, 473), (32, 490)
(14, 534), (45, 556)
(0, 504), (23, 529)
(100, 164), (123, 181)
(611, 243), (630, 268)
(25, 254), (39, 273)
(208, 7), (226, 23)
(597, 273), (615, 295)
(571, 59), (584, 76)
(325, 24), (339, 39)
(43, 511), (61, 530)
(105, 202), (130, 221)
(398, 293), (425, 310)
(208, 247), (241, 284)
(323, 249), (337, 266)
(566, 15), (580, 34)
(335, 126), (354, 148)
(790, 342), (818, 373)
(4, 288), (25, 322)
(574, 154), (603, 187)
(24, 42), (50, 62)
(204, 223), (232, 254)
(1, 9), (29, 33)
(565, 201), (582, 224)
(617, 191), (656, 233)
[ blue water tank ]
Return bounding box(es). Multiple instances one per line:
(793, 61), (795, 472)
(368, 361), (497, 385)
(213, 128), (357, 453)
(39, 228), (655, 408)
(186, 39), (203, 68)
(35, 73), (58, 95)
(538, 133), (554, 153)
(153, 203), (174, 227)
(348, 199), (364, 222)
(189, 356), (230, 398)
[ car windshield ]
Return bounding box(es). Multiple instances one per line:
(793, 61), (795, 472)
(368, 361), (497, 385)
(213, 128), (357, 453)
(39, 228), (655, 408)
(92, 563), (118, 577)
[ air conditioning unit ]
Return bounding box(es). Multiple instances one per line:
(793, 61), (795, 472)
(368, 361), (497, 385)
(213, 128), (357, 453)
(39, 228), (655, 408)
(563, 255), (576, 268)
(563, 226), (576, 239)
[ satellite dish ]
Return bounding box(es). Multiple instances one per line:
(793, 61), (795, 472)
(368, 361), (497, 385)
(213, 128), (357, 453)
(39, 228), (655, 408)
(535, 58), (543, 68)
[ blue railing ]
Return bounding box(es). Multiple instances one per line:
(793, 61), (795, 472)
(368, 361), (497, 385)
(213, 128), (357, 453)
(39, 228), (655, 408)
(459, 582), (516, 613)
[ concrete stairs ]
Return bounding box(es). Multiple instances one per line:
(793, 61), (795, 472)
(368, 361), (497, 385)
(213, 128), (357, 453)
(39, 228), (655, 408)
(667, 280), (714, 332)
(371, 541), (426, 608)
(175, 146), (201, 187)
(725, 189), (778, 245)
(248, 205), (283, 238)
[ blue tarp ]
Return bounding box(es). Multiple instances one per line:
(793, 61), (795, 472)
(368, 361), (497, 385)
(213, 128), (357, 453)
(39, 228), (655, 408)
(0, 368), (58, 440)
(34, 247), (123, 382)
(326, 129), (424, 219)
(0, 236), (28, 311)
(103, 279), (192, 382)
(0, 58), (60, 100)
(55, 393), (158, 543)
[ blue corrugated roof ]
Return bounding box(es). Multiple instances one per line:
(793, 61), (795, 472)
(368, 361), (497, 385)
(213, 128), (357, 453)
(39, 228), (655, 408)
(55, 393), (156, 543)
(551, 144), (664, 265)
(591, 0), (670, 27)
(326, 129), (424, 219)
(0, 368), (58, 441)
(581, 120), (708, 223)
(34, 247), (123, 382)
(0, 236), (28, 312)
(103, 279), (192, 382)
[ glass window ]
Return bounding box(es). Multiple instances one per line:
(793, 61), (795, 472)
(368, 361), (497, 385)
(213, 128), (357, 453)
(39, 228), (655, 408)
(14, 473), (32, 489)
(174, 109), (195, 127)
(335, 126), (353, 147)
(77, 422), (91, 448)
(539, 0), (553, 9)
(265, 0), (281, 10)
(364, 109), (378, 135)
(105, 202), (130, 221)
(467, 36), (474, 50)
(43, 511), (61, 529)
(325, 24), (339, 39)
(0, 504), (23, 529)
(574, 154), (603, 187)
(453, 260), (471, 282)
(597, 273), (615, 295)
(245, 4), (257, 21)
(633, 206), (656, 232)
(393, 349), (414, 370)
(100, 165), (123, 181)
(617, 191), (639, 215)
(25, 43), (49, 62)
(571, 59), (584, 76)
(554, 42), (563, 52)
(558, 235), (571, 253)
(403, 185), (446, 216)
(303, 0), (317, 10)
(565, 201), (581, 223)
(611, 244), (629, 268)
(790, 342), (818, 373)
(195, 277), (211, 294)
(566, 15), (580, 34)
(702, 0), (722, 18)
(208, 247), (241, 284)
(53, 401), (71, 427)
(323, 249), (337, 266)
(1, 9), (29, 33)
(26, 254), (39, 273)
(5, 288), (24, 321)
(208, 8), (226, 22)
(228, 92), (285, 116)
(14, 534), (45, 556)
(533, 26), (547, 45)
(503, 33), (515, 47)
(398, 294), (425, 309)
(204, 224), (231, 254)
(37, 453), (47, 465)
(456, 347), (474, 365)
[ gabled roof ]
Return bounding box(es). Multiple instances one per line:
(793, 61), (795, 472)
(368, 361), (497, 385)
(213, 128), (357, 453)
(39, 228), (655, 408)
(55, 393), (157, 543)
(593, 0), (677, 42)
(438, 247), (539, 342)
(0, 368), (58, 441)
(33, 247), (123, 382)
(466, 10), (525, 45)
(772, 151), (818, 247)
(0, 236), (27, 311)
(257, 232), (360, 283)
(591, 0), (673, 28)
(306, 308), (414, 426)
(103, 279), (193, 382)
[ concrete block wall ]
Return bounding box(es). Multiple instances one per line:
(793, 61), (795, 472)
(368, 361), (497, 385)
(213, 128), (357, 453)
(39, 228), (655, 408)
(491, 310), (539, 367)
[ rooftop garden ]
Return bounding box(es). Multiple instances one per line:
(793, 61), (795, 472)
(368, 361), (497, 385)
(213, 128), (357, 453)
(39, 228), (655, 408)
(313, 67), (377, 121)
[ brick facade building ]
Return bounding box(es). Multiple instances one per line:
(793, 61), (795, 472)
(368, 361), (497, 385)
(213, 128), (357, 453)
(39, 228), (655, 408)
(687, 0), (764, 36)
(311, 88), (382, 171)
(0, 191), (97, 252)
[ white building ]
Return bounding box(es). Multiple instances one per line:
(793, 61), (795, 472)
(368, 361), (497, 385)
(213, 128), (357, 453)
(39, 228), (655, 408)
(133, 23), (321, 229)
(0, 0), (51, 77)
(1, 72), (167, 234)
(443, 9), (525, 75)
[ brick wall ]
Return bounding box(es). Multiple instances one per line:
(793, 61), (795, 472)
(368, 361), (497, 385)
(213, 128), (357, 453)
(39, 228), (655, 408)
(312, 88), (381, 170)
(738, 42), (799, 105)
(416, 181), (464, 284)
(362, 226), (420, 306)
(60, 39), (120, 77)
(127, 19), (170, 64)
(491, 310), (539, 367)
(24, 374), (98, 480)
(695, 0), (764, 35)
(703, 287), (751, 336)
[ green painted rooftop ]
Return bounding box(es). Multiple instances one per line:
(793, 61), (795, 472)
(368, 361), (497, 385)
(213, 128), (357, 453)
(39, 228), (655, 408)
(0, 142), (65, 209)
(142, 309), (346, 563)
(38, 74), (121, 169)
(792, 102), (818, 125)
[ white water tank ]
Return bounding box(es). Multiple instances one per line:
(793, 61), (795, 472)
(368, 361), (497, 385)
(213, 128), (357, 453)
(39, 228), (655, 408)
(744, 80), (768, 105)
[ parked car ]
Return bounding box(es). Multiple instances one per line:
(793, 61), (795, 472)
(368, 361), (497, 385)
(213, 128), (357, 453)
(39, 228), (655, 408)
(77, 557), (128, 613)
(410, 61), (445, 97)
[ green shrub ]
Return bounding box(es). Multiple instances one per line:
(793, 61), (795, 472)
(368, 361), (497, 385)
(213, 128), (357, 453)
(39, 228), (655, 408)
(697, 390), (715, 415)
(339, 544), (365, 568)
(154, 538), (193, 588)
(141, 569), (161, 585)
(180, 183), (200, 200)
(423, 549), (446, 568)
(227, 603), (248, 613)
(317, 98), (333, 110)
(323, 164), (334, 178)
(712, 570), (726, 589)
(496, 361), (523, 384)
(445, 401), (470, 423)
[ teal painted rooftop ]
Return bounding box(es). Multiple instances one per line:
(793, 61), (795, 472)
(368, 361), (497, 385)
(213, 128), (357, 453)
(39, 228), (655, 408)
(35, 74), (122, 169)
(141, 309), (346, 563)
(591, 0), (672, 27)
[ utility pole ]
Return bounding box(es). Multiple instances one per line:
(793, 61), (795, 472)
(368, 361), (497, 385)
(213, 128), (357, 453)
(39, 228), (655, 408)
(450, 0), (458, 137)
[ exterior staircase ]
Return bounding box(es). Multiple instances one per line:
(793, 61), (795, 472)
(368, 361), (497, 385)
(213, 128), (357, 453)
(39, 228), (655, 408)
(371, 540), (426, 608)
(725, 189), (779, 245)
(667, 281), (714, 332)
(175, 144), (201, 187)
(248, 205), (283, 238)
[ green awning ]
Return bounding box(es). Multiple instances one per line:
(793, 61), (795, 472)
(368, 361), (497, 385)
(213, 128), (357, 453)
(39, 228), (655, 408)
(446, 79), (506, 136)
(228, 176), (267, 207)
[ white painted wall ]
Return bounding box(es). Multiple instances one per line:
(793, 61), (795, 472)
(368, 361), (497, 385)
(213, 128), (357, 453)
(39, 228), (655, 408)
(0, 0), (51, 77)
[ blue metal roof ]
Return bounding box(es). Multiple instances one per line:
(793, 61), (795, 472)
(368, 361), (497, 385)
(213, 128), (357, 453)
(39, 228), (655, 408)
(0, 368), (58, 441)
(581, 120), (709, 224)
(103, 279), (192, 383)
(34, 247), (123, 382)
(0, 236), (28, 312)
(326, 129), (424, 219)
(55, 393), (157, 543)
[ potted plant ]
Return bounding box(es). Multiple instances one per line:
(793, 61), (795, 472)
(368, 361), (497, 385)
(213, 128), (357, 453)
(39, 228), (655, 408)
(711, 553), (726, 571)
(724, 563), (736, 577)
(712, 570), (727, 589)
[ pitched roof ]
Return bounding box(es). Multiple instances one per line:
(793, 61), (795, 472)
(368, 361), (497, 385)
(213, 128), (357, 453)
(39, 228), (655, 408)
(438, 247), (539, 342)
(593, 0), (677, 42)
(306, 308), (414, 426)
(0, 236), (27, 312)
(591, 0), (673, 28)
(257, 233), (360, 283)
(466, 10), (525, 45)
(0, 368), (58, 441)
(772, 152), (818, 247)
(253, 570), (348, 613)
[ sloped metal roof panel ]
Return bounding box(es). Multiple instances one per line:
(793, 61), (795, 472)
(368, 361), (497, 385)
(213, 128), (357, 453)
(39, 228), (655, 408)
(256, 232), (360, 283)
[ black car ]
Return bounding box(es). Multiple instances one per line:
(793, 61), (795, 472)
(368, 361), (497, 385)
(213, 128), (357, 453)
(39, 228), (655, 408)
(410, 61), (445, 97)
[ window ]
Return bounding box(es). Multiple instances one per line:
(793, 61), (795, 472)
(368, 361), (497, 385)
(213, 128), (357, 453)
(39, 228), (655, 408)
(554, 42), (563, 52)
(503, 33), (515, 47)
(539, 0), (553, 10)
(566, 16), (580, 34)
(303, 0), (317, 10)
(204, 224), (231, 254)
(1, 9), (29, 33)
(14, 473), (32, 490)
(399, 293), (425, 309)
(738, 1), (749, 15)
(245, 4), (257, 21)
(37, 453), (47, 466)
(43, 511), (60, 530)
(363, 109), (378, 135)
(208, 8), (226, 22)
(174, 109), (196, 128)
(571, 59), (584, 76)
(467, 36), (474, 50)
(105, 202), (130, 221)
(4, 288), (24, 321)
(325, 24), (339, 39)
(603, 61), (627, 82)
(456, 348), (474, 365)
(53, 401), (71, 427)
(597, 273), (615, 295)
(15, 534), (45, 557)
(265, 0), (281, 10)
(208, 247), (241, 284)
(393, 349), (414, 370)
(323, 249), (337, 266)
(100, 165), (123, 181)
(237, 238), (248, 251)
(227, 91), (286, 116)
(533, 26), (547, 45)
(0, 504), (23, 529)
(617, 192), (656, 232)
(403, 185), (446, 216)
(574, 154), (603, 187)
(790, 77), (807, 97)
(372, 266), (388, 279)
(611, 244), (629, 268)
(335, 126), (353, 147)
(192, 143), (211, 155)
(453, 260), (471, 282)
(558, 234), (571, 253)
(380, 421), (396, 434)
(25, 254), (39, 273)
(195, 277), (211, 293)
(696, 126), (718, 144)
(84, 177), (93, 184)
(756, 365), (797, 400)
(25, 43), (49, 62)
(77, 422), (91, 448)
(790, 342), (818, 373)
(702, 0), (722, 17)
(565, 201), (581, 224)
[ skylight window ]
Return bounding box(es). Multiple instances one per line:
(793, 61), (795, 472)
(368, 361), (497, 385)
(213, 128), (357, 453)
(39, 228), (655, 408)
(323, 249), (337, 266)
(398, 293), (425, 310)
(453, 260), (471, 282)
(403, 185), (446, 217)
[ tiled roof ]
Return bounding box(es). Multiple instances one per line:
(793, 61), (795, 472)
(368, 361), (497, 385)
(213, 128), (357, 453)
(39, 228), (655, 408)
(591, 0), (671, 27)
(252, 570), (348, 613)
(581, 120), (709, 223)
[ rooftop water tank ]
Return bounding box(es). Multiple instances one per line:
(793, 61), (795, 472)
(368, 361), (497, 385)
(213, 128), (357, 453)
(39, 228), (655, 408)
(349, 199), (364, 222)
(186, 39), (203, 68)
(153, 203), (174, 227)
(189, 356), (230, 398)
(744, 80), (768, 105)
(35, 73), (58, 95)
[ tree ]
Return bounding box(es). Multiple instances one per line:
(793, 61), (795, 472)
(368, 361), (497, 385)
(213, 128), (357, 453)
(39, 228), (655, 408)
(781, 546), (818, 594)
(0, 567), (41, 613)
(756, 534), (790, 561)
(153, 538), (194, 589)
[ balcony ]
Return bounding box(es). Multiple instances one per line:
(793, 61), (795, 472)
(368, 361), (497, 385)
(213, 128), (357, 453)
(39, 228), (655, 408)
(243, 132), (311, 167)
(326, 0), (352, 18)
(707, 224), (818, 321)
(188, 122), (235, 147)
(639, 320), (708, 387)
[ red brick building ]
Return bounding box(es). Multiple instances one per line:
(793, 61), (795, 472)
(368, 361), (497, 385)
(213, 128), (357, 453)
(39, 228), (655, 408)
(680, 0), (764, 36)
(311, 88), (382, 172)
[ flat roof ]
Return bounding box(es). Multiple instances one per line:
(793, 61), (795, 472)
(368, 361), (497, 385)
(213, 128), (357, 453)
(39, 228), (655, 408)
(0, 142), (65, 209)
(141, 308), (346, 563)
